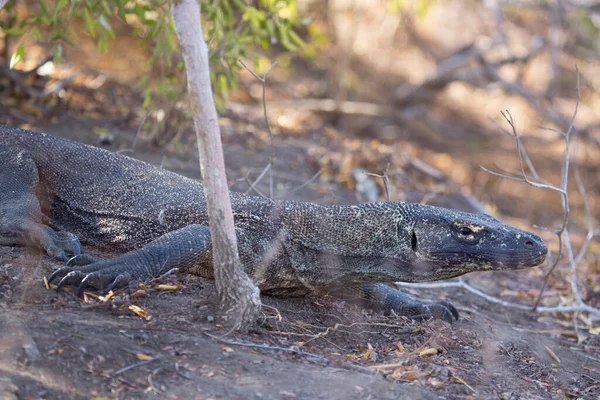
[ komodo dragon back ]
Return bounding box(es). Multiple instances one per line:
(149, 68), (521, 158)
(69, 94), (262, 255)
(0, 125), (548, 323)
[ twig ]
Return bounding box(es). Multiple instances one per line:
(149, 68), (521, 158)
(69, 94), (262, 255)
(202, 332), (376, 375)
(239, 59), (278, 197)
(261, 303), (282, 322)
(277, 168), (325, 198)
(365, 164), (392, 201)
(114, 354), (162, 375)
(394, 279), (600, 316)
(572, 169), (597, 267)
(242, 166), (270, 198)
(117, 110), (151, 155)
(42, 73), (78, 97)
(203, 331), (325, 358)
(134, 110), (151, 151)
(147, 369), (168, 398)
(531, 67), (580, 308)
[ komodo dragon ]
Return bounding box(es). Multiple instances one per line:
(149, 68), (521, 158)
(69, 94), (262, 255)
(0, 125), (547, 322)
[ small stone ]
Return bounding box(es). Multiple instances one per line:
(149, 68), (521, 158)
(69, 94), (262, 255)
(22, 336), (41, 362)
(207, 315), (214, 322)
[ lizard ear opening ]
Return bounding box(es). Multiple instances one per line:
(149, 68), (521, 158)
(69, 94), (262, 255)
(411, 231), (418, 252)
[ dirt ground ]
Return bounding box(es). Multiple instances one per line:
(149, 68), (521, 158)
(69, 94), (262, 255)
(1, 2), (600, 396)
(1, 121), (599, 400)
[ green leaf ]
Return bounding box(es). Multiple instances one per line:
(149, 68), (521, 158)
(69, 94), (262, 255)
(99, 15), (115, 38)
(117, 5), (127, 20)
(214, 96), (225, 113)
(277, 24), (298, 51)
(30, 26), (42, 41)
(84, 7), (96, 36)
(68, 0), (82, 18)
(52, 0), (69, 25)
(9, 44), (25, 69)
(60, 32), (76, 47)
(48, 29), (59, 42)
(101, 0), (112, 16)
(217, 74), (229, 100)
(98, 34), (107, 52)
(231, 0), (247, 10)
(136, 75), (150, 89)
(287, 29), (305, 48)
(162, 24), (174, 53)
(221, 0), (233, 21)
(142, 88), (152, 108)
(266, 20), (276, 42)
(133, 3), (147, 20)
(260, 37), (269, 50)
(38, 0), (50, 17)
(3, 26), (26, 36)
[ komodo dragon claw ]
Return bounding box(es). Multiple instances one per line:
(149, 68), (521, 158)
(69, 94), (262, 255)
(414, 300), (459, 323)
(48, 252), (143, 295)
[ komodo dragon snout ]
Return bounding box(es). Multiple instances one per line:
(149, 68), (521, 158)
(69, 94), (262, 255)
(408, 205), (547, 281)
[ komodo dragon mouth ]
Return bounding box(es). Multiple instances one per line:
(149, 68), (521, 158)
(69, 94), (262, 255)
(427, 249), (547, 271)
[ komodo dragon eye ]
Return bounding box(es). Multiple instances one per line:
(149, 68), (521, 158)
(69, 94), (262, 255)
(451, 223), (480, 243)
(459, 226), (473, 236)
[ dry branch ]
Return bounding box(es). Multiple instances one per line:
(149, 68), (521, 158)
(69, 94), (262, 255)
(238, 59), (278, 196)
(399, 73), (599, 319)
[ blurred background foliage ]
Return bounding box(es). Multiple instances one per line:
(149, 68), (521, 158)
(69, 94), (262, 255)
(0, 0), (313, 111)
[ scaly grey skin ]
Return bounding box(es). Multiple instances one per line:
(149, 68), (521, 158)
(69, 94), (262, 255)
(0, 126), (548, 323)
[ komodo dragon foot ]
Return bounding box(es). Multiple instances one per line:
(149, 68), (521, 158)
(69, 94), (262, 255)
(334, 283), (459, 324)
(47, 249), (164, 298)
(0, 147), (81, 261)
(27, 227), (81, 262)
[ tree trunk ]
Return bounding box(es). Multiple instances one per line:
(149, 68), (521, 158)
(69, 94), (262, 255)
(170, 0), (261, 330)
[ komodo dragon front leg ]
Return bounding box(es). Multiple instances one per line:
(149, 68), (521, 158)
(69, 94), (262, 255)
(332, 283), (459, 322)
(47, 224), (214, 296)
(0, 148), (81, 261)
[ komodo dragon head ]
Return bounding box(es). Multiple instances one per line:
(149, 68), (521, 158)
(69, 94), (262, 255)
(286, 201), (547, 285)
(401, 203), (547, 281)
